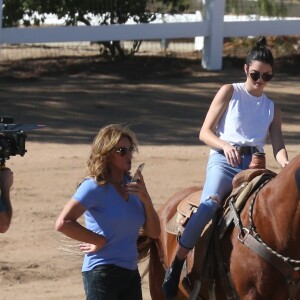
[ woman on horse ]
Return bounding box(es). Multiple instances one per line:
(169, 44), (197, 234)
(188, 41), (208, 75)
(162, 36), (290, 299)
(56, 124), (160, 300)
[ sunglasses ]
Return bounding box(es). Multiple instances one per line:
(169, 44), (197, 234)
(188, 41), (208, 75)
(114, 146), (135, 156)
(249, 71), (273, 82)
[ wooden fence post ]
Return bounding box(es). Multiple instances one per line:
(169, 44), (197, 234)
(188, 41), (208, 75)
(202, 0), (226, 70)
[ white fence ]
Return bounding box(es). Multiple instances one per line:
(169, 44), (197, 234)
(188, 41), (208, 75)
(1, 0), (300, 70)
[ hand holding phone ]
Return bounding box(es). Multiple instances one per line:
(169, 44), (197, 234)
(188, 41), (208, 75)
(131, 163), (145, 182)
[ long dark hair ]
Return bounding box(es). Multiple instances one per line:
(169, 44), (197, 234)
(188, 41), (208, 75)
(245, 36), (274, 71)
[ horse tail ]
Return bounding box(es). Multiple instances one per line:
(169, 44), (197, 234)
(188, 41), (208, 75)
(137, 228), (154, 263)
(137, 227), (165, 276)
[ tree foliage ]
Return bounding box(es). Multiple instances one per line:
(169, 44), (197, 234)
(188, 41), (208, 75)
(2, 0), (164, 57)
(2, 0), (187, 59)
(2, 0), (289, 59)
(226, 0), (287, 17)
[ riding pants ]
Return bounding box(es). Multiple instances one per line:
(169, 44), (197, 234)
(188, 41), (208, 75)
(179, 151), (252, 250)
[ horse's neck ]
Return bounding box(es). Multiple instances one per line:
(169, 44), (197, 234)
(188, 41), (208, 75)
(255, 157), (300, 253)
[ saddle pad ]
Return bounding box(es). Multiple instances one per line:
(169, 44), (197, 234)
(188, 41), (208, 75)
(165, 191), (201, 235)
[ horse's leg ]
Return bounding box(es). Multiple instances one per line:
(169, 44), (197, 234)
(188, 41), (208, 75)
(149, 240), (167, 300)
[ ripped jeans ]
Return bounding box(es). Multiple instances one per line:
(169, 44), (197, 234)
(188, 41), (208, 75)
(179, 151), (252, 250)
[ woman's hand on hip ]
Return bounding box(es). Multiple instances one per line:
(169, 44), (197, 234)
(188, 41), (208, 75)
(79, 241), (103, 253)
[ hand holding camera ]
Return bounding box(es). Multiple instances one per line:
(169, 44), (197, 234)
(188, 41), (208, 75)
(0, 116), (45, 166)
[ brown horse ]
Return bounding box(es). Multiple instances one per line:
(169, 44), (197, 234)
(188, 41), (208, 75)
(138, 154), (300, 300)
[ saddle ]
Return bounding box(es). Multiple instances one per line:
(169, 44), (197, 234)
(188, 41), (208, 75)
(165, 190), (201, 237)
(165, 168), (276, 237)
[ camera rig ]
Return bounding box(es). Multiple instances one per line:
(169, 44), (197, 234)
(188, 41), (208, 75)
(0, 116), (45, 167)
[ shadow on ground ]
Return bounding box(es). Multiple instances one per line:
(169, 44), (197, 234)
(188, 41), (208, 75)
(0, 55), (299, 146)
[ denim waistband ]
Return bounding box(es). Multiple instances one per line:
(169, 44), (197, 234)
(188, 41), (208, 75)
(88, 264), (138, 272)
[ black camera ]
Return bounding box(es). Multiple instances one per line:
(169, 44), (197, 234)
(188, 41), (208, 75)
(0, 116), (45, 165)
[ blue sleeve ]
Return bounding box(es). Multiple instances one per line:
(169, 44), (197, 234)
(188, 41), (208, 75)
(72, 178), (101, 209)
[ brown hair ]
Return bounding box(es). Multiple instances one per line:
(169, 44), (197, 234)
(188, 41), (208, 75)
(86, 124), (138, 185)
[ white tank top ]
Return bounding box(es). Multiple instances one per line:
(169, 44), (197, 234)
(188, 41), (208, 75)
(214, 82), (274, 153)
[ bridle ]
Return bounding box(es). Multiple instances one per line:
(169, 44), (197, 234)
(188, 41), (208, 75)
(237, 179), (300, 300)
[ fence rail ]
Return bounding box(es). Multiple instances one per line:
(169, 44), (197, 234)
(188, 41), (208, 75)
(1, 0), (299, 70)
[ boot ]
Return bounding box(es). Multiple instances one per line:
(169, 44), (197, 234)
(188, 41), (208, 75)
(162, 256), (185, 300)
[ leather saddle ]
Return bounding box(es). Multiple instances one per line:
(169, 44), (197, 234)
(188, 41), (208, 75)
(165, 168), (276, 237)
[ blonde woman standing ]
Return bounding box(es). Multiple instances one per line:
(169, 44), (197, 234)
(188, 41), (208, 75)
(56, 124), (160, 300)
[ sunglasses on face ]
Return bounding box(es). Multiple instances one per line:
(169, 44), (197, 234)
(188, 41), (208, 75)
(249, 70), (273, 82)
(114, 146), (135, 156)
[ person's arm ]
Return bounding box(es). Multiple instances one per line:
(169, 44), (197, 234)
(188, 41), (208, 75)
(55, 199), (107, 252)
(126, 171), (161, 239)
(0, 168), (13, 233)
(269, 104), (289, 167)
(199, 84), (240, 166)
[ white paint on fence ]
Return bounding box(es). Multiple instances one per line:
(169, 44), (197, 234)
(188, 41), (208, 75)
(1, 0), (300, 70)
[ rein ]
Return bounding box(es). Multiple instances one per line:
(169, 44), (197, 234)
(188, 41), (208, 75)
(235, 179), (300, 300)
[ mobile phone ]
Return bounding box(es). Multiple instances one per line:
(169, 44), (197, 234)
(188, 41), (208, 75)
(131, 163), (145, 182)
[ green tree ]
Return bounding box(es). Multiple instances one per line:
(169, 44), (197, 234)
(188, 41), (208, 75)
(2, 0), (186, 59)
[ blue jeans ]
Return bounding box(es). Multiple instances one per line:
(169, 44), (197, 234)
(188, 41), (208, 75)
(82, 264), (142, 300)
(179, 151), (252, 249)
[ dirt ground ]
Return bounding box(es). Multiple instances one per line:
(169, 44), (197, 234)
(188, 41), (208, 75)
(0, 55), (299, 300)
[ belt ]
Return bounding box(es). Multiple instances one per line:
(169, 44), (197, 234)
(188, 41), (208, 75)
(235, 145), (259, 155)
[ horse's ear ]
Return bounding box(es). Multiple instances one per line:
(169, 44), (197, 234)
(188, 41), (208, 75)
(295, 167), (300, 192)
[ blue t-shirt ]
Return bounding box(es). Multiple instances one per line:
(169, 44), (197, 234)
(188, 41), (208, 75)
(73, 178), (145, 271)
